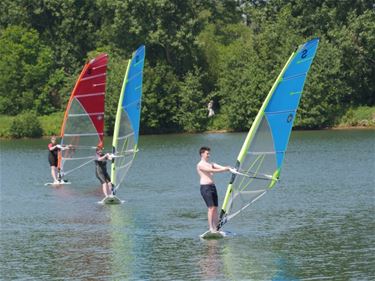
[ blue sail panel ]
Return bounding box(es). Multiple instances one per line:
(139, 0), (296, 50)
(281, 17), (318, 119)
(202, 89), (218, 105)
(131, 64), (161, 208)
(265, 38), (319, 169)
(122, 45), (145, 144)
(266, 74), (306, 112)
(283, 38), (319, 79)
(265, 112), (295, 168)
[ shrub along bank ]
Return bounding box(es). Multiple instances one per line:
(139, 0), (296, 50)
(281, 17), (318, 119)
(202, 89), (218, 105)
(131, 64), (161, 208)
(0, 107), (373, 139)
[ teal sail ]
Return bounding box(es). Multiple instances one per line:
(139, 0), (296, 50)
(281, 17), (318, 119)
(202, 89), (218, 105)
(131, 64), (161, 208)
(111, 46), (146, 193)
(218, 38), (319, 229)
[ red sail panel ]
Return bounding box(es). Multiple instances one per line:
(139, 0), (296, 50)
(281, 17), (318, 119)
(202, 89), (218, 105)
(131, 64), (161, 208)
(58, 54), (108, 175)
(73, 54), (108, 142)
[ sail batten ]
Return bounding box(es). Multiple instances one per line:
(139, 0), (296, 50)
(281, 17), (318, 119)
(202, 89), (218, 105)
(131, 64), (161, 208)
(218, 39), (319, 230)
(74, 93), (106, 98)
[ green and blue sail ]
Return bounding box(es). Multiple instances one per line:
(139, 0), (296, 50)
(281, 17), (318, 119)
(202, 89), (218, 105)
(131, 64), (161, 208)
(218, 38), (319, 229)
(111, 45), (145, 191)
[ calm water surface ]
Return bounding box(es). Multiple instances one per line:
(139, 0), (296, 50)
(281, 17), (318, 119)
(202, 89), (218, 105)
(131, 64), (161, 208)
(0, 130), (374, 280)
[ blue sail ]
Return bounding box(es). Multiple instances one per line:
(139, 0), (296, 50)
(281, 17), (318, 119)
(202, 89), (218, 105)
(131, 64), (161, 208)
(265, 38), (319, 168)
(122, 45), (146, 144)
(111, 45), (146, 191)
(218, 39), (319, 228)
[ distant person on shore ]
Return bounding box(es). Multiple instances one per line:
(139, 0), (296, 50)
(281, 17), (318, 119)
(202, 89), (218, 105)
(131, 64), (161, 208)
(197, 146), (230, 233)
(95, 145), (114, 197)
(48, 136), (61, 184)
(208, 100), (215, 117)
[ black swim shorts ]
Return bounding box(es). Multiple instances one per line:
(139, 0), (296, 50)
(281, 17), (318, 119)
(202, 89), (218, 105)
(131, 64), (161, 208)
(95, 166), (111, 184)
(200, 184), (218, 207)
(48, 154), (58, 167)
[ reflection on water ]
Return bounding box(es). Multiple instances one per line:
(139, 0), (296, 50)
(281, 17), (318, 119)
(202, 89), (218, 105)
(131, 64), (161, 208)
(107, 204), (133, 280)
(198, 240), (224, 280)
(0, 130), (374, 280)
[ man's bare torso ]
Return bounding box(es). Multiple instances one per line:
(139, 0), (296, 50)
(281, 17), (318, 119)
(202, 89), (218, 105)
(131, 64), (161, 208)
(197, 160), (215, 185)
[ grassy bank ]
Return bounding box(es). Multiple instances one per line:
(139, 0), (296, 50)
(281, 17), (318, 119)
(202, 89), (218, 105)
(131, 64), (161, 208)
(1, 107), (374, 139)
(335, 106), (375, 128)
(0, 112), (63, 138)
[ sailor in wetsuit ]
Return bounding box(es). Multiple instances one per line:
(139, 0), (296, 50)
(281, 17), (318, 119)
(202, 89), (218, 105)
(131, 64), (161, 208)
(197, 146), (230, 233)
(48, 136), (61, 184)
(95, 145), (114, 197)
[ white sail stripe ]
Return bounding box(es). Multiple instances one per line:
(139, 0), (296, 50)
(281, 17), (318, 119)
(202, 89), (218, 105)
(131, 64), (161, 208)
(282, 71), (307, 81)
(246, 151), (284, 155)
(75, 92), (105, 98)
(233, 169), (275, 180)
(62, 156), (95, 160)
(126, 70), (142, 84)
(118, 132), (134, 140)
(80, 72), (106, 81)
(93, 83), (105, 87)
(64, 133), (103, 136)
(68, 145), (97, 149)
(265, 109), (297, 115)
(114, 149), (137, 155)
(133, 58), (145, 67)
(68, 112), (104, 117)
(92, 64), (107, 70)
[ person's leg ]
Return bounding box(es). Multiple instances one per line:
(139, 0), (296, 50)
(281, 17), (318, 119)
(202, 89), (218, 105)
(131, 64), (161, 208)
(212, 206), (218, 230)
(102, 183), (108, 196)
(208, 207), (218, 232)
(107, 182), (113, 195)
(51, 166), (58, 183)
(207, 208), (212, 230)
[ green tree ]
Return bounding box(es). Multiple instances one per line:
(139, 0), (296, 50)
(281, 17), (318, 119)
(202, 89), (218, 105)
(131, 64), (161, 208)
(177, 67), (208, 132)
(0, 26), (55, 115)
(141, 62), (181, 133)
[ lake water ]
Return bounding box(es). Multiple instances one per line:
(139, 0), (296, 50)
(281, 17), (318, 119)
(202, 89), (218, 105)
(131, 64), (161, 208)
(0, 130), (374, 280)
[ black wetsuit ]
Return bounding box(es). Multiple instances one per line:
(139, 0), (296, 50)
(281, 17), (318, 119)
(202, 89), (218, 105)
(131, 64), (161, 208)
(200, 184), (218, 207)
(48, 143), (59, 167)
(95, 152), (111, 184)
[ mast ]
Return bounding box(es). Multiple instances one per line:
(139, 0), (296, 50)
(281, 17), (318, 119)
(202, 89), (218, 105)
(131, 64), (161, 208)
(111, 59), (131, 187)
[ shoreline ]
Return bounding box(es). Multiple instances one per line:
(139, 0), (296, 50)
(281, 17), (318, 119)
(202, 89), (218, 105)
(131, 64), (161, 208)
(1, 126), (374, 140)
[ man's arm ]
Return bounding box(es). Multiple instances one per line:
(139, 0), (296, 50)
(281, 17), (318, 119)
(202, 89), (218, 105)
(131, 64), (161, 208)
(48, 143), (59, 151)
(212, 163), (227, 169)
(198, 162), (230, 173)
(97, 153), (112, 161)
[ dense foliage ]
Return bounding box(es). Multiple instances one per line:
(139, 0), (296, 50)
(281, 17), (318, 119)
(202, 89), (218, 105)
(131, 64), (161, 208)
(9, 111), (43, 138)
(0, 0), (374, 136)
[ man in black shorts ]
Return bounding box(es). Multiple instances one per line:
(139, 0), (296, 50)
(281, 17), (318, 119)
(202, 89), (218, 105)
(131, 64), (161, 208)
(197, 146), (230, 233)
(95, 145), (114, 197)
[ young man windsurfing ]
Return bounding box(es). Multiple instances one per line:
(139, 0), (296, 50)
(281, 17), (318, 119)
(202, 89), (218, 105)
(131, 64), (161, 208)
(197, 146), (230, 233)
(95, 145), (114, 197)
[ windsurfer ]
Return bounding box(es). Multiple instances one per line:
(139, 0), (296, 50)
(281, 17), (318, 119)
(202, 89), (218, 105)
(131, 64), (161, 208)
(48, 136), (72, 184)
(197, 146), (230, 233)
(95, 145), (114, 197)
(48, 136), (61, 184)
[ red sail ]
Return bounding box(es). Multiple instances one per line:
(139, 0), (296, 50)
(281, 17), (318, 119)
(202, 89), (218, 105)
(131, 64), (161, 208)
(58, 54), (109, 176)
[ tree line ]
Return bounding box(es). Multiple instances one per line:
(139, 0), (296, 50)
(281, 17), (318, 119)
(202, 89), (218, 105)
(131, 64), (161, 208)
(0, 0), (374, 136)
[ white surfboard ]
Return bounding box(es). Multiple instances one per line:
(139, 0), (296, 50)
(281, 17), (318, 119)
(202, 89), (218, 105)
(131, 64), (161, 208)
(98, 195), (123, 205)
(200, 230), (233, 239)
(44, 181), (71, 186)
